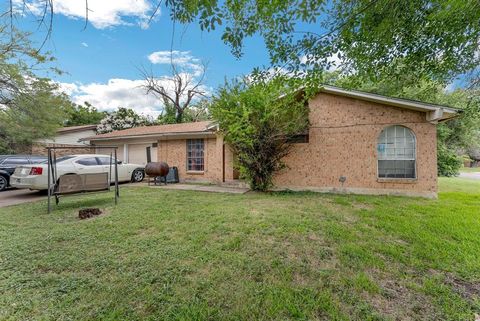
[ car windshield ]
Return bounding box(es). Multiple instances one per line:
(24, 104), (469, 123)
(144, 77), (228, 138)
(39, 156), (75, 164)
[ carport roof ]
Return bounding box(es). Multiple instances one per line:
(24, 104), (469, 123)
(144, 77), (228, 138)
(84, 121), (214, 141)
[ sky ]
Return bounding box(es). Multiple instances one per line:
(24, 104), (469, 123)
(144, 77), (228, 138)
(13, 0), (273, 117)
(10, 0), (470, 117)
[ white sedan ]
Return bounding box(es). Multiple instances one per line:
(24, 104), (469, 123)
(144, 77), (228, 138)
(10, 154), (145, 191)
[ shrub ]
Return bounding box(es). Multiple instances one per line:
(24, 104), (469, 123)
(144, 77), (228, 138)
(437, 144), (462, 176)
(211, 78), (310, 191)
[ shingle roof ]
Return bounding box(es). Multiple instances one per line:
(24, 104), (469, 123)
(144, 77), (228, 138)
(86, 121), (213, 141)
(57, 124), (97, 133)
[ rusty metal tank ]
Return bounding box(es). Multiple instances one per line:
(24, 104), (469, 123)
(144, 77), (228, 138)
(145, 162), (170, 177)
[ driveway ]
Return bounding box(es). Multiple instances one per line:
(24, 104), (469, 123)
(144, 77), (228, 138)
(459, 172), (480, 180)
(0, 189), (46, 208)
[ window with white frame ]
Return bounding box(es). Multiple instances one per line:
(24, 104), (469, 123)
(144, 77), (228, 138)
(377, 125), (416, 179)
(187, 139), (204, 171)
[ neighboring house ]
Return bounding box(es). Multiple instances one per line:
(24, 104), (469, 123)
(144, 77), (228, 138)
(33, 125), (97, 156)
(86, 86), (458, 198)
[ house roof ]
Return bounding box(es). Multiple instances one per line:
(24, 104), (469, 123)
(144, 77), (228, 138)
(318, 85), (460, 121)
(86, 86), (460, 142)
(57, 124), (97, 133)
(85, 121), (213, 141)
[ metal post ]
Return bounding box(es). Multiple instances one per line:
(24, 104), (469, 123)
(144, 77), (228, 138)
(47, 148), (51, 214)
(109, 152), (112, 191)
(114, 148), (119, 204)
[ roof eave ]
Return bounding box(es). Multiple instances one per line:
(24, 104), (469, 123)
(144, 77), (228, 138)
(57, 125), (97, 134)
(319, 85), (459, 121)
(84, 130), (215, 142)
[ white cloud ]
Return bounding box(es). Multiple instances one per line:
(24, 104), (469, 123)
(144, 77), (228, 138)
(81, 42), (88, 47)
(147, 50), (204, 76)
(59, 79), (162, 116)
(57, 82), (81, 96)
(58, 76), (210, 117)
(148, 51), (198, 65)
(300, 51), (344, 72)
(14, 0), (157, 29)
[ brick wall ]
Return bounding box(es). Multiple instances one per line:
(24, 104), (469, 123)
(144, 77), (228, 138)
(273, 93), (438, 198)
(157, 137), (226, 183)
(32, 143), (94, 156)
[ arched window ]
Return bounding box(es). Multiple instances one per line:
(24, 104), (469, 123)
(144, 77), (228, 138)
(377, 125), (416, 179)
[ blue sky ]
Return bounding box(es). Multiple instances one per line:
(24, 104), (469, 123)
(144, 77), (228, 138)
(14, 0), (273, 116)
(12, 0), (469, 116)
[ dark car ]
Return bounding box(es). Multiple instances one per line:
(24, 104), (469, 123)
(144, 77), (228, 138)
(0, 155), (47, 191)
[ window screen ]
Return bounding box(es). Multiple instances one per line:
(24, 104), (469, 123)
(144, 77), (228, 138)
(377, 125), (416, 178)
(186, 139), (204, 171)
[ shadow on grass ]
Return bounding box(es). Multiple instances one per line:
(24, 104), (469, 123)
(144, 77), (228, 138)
(49, 193), (116, 213)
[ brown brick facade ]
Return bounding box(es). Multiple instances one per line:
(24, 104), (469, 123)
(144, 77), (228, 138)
(273, 93), (438, 198)
(91, 92), (442, 198)
(156, 136), (235, 183)
(150, 93), (438, 197)
(31, 143), (94, 156)
(149, 93), (437, 197)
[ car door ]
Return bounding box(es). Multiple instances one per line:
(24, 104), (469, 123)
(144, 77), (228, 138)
(96, 156), (129, 182)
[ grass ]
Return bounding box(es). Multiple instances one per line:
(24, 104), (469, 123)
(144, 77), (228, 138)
(0, 178), (479, 320)
(460, 166), (480, 173)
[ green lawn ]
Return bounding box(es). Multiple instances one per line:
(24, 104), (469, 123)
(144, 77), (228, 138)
(460, 166), (480, 173)
(0, 178), (479, 320)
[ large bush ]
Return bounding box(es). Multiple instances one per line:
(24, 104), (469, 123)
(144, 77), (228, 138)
(437, 144), (462, 177)
(211, 78), (310, 191)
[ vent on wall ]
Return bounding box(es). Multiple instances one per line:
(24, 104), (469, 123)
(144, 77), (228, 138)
(152, 143), (158, 147)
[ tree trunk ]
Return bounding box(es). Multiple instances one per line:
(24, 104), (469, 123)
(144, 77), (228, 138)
(176, 110), (183, 123)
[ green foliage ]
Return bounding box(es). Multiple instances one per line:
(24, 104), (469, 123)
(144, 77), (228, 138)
(0, 24), (68, 153)
(437, 145), (463, 177)
(156, 99), (210, 125)
(166, 0), (480, 86)
(0, 78), (71, 154)
(156, 101), (178, 125)
(96, 107), (153, 134)
(211, 77), (310, 191)
(64, 102), (107, 126)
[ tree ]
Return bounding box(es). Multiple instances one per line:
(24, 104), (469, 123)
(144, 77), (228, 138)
(159, 0), (480, 89)
(143, 62), (208, 123)
(211, 77), (310, 191)
(0, 79), (72, 153)
(96, 107), (153, 134)
(156, 98), (210, 124)
(64, 102), (107, 126)
(0, 23), (68, 153)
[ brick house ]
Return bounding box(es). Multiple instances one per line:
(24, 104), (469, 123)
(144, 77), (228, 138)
(86, 86), (458, 198)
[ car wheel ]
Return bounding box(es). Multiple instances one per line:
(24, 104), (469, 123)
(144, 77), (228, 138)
(0, 176), (7, 191)
(132, 170), (144, 182)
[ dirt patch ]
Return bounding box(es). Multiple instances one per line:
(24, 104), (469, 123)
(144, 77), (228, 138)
(374, 278), (438, 320)
(444, 273), (480, 302)
(357, 269), (440, 320)
(352, 201), (374, 211)
(79, 208), (102, 220)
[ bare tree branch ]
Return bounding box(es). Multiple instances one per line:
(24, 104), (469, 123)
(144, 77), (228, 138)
(141, 61), (208, 123)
